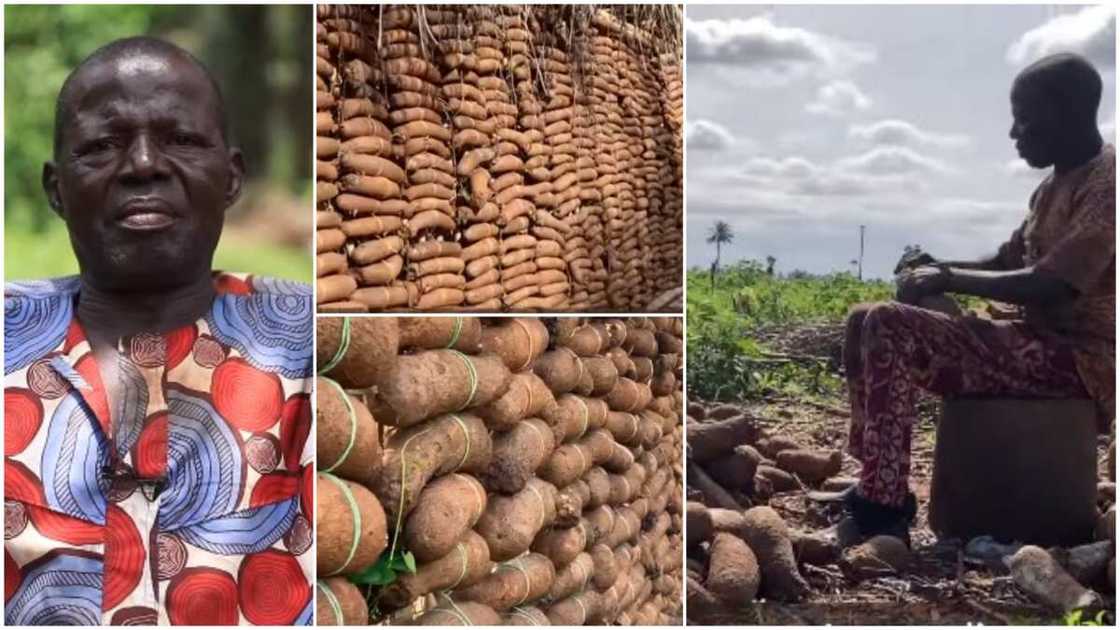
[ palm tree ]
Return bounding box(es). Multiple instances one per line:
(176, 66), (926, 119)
(707, 221), (734, 289)
(707, 221), (734, 271)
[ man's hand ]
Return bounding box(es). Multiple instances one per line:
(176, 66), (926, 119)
(895, 266), (951, 304)
(893, 248), (938, 275)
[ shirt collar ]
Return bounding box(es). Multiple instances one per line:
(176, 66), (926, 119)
(44, 271), (254, 437)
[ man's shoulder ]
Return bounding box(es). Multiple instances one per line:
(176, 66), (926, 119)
(213, 273), (315, 322)
(1087, 144), (1116, 188)
(4, 276), (80, 322)
(5, 276), (80, 302)
(246, 275), (313, 299)
(216, 273), (313, 301)
(4, 277), (78, 375)
(1072, 145), (1116, 217)
(208, 273), (313, 379)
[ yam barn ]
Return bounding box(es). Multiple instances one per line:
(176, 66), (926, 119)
(315, 5), (683, 312)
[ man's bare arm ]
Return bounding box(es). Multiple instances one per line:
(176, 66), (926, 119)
(895, 249), (1010, 274)
(935, 254), (1009, 272)
(943, 266), (1077, 305)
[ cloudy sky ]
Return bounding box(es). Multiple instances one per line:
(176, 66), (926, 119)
(686, 4), (1116, 278)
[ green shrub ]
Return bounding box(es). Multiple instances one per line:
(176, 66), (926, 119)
(687, 260), (892, 401)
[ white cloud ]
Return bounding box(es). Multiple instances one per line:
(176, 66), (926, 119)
(775, 129), (818, 152)
(684, 6), (1082, 277)
(686, 119), (736, 151)
(926, 198), (1024, 226)
(1003, 158), (1044, 180)
(793, 172), (886, 197)
(836, 146), (953, 176)
(849, 119), (971, 149)
(1007, 5), (1115, 67)
(686, 15), (875, 83)
(1101, 117), (1116, 140)
(734, 155), (863, 197)
(735, 147), (949, 198)
(741, 156), (816, 179)
(805, 80), (872, 116)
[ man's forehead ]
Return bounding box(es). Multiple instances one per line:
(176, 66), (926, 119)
(66, 56), (218, 118)
(76, 99), (200, 129)
(73, 53), (210, 95)
(75, 77), (199, 108)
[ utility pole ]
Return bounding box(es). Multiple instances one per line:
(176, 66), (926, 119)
(858, 225), (866, 281)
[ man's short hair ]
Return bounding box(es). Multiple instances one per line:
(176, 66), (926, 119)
(53, 36), (229, 158)
(1018, 52), (1103, 123)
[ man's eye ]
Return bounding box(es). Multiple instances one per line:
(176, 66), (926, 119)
(171, 133), (204, 146)
(83, 138), (117, 154)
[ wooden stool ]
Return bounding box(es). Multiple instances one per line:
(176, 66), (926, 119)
(929, 397), (1098, 547)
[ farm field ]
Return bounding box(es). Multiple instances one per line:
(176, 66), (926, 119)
(685, 261), (1115, 625)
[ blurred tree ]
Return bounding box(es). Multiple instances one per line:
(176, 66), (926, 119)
(201, 7), (271, 185)
(279, 6), (313, 190)
(707, 220), (734, 289)
(707, 220), (734, 270)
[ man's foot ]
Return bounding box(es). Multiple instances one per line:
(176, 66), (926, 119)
(809, 484), (917, 548)
(806, 483), (859, 504)
(818, 515), (865, 549)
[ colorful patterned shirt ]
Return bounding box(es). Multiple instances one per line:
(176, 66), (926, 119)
(4, 273), (314, 625)
(997, 144), (1116, 423)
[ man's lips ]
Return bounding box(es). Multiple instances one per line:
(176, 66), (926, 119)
(115, 199), (178, 231)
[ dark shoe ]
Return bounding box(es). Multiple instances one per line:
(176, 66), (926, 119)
(806, 483), (858, 504)
(818, 515), (865, 549)
(809, 484), (917, 548)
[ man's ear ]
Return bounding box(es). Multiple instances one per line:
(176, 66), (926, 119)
(42, 161), (64, 218)
(224, 148), (245, 210)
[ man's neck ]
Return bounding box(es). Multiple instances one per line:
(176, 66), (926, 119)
(77, 272), (216, 346)
(1054, 130), (1103, 175)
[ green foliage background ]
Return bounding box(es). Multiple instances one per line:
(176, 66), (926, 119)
(5, 5), (313, 282)
(687, 260), (894, 401)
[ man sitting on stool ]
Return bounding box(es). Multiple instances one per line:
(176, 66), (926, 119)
(811, 52), (1114, 547)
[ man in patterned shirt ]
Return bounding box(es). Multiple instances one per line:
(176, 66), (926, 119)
(811, 53), (1115, 546)
(5, 37), (313, 625)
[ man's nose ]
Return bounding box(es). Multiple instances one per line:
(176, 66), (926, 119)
(120, 134), (169, 183)
(1009, 122), (1022, 140)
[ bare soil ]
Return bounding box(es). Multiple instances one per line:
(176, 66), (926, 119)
(690, 322), (1115, 626)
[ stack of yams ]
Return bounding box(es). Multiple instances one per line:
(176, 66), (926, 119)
(315, 5), (683, 312)
(655, 53), (684, 296)
(314, 317), (684, 625)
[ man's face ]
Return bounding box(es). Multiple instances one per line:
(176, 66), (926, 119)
(1009, 78), (1061, 169)
(45, 53), (243, 290)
